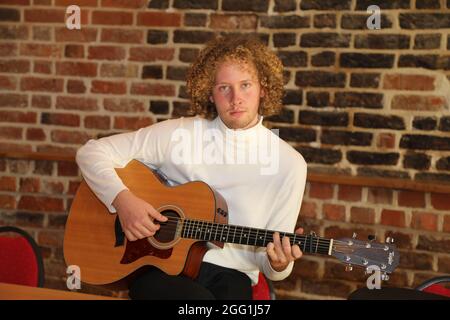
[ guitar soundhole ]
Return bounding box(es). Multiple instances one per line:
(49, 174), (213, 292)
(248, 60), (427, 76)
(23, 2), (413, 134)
(154, 209), (179, 244)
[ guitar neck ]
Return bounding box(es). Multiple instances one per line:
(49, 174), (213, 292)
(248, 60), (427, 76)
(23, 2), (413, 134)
(179, 219), (333, 255)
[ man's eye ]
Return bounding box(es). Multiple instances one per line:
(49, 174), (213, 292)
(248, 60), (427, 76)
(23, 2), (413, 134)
(242, 83), (251, 89)
(219, 86), (229, 92)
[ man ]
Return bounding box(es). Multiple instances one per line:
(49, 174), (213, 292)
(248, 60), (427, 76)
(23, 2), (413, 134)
(76, 34), (307, 299)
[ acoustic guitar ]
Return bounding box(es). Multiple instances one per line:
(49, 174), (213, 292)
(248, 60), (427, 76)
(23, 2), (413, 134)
(64, 160), (399, 289)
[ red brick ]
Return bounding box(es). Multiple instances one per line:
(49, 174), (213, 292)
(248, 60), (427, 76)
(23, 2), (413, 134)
(26, 128), (46, 141)
(20, 77), (64, 92)
(0, 111), (37, 124)
(104, 98), (145, 112)
(0, 127), (22, 140)
(0, 43), (17, 56)
(55, 28), (97, 42)
(309, 182), (334, 200)
(391, 95), (446, 111)
(37, 145), (77, 155)
(0, 93), (27, 108)
(381, 209), (405, 228)
(323, 203), (345, 221)
(444, 215), (450, 233)
(56, 61), (97, 77)
(300, 201), (316, 219)
(64, 44), (84, 58)
(37, 230), (64, 247)
(34, 61), (52, 74)
(411, 211), (438, 231)
(398, 190), (425, 208)
(84, 115), (110, 129)
(51, 130), (91, 144)
(292, 258), (320, 279)
(438, 256), (450, 273)
(20, 43), (61, 58)
(0, 176), (16, 191)
(88, 45), (125, 60)
(41, 113), (80, 127)
(383, 74), (435, 91)
(42, 180), (65, 194)
(92, 80), (126, 94)
(0, 76), (17, 90)
(137, 12), (181, 27)
(350, 207), (375, 225)
(56, 96), (98, 111)
(0, 60), (30, 73)
(18, 195), (64, 212)
(31, 95), (51, 109)
(92, 11), (133, 25)
(24, 9), (65, 23)
(57, 161), (79, 177)
(0, 143), (32, 153)
(377, 133), (396, 149)
(430, 193), (450, 211)
(130, 83), (175, 96)
(68, 181), (81, 195)
(67, 80), (86, 94)
(102, 0), (146, 8)
(113, 116), (153, 130)
(368, 188), (393, 205)
(19, 177), (40, 193)
(101, 28), (143, 44)
(337, 185), (361, 202)
(0, 195), (16, 209)
(129, 47), (174, 62)
(55, 0), (98, 6)
(0, 0), (29, 5)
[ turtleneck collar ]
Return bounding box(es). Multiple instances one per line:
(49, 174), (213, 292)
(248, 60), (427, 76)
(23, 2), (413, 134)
(214, 114), (264, 140)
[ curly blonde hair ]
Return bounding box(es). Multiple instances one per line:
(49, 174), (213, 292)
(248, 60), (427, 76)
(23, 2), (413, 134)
(186, 34), (284, 120)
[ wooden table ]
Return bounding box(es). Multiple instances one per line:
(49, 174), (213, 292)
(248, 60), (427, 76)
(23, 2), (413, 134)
(0, 282), (126, 300)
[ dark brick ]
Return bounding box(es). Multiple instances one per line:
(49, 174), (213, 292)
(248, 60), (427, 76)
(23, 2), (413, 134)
(274, 0), (297, 12)
(279, 127), (316, 142)
(150, 100), (169, 114)
(260, 15), (310, 29)
(415, 172), (450, 184)
(398, 54), (438, 70)
(340, 53), (395, 68)
(166, 66), (187, 81)
(148, 0), (169, 9)
(0, 9), (20, 22)
(322, 130), (372, 146)
(357, 167), (410, 179)
(295, 71), (345, 88)
(295, 146), (342, 164)
(416, 0), (440, 8)
(265, 108), (294, 123)
(184, 13), (207, 27)
(179, 48), (199, 63)
(147, 30), (168, 44)
(355, 34), (410, 49)
(400, 14), (450, 29)
(400, 135), (450, 151)
(356, 0), (410, 9)
(341, 14), (392, 29)
(174, 0), (218, 9)
(306, 92), (329, 107)
(403, 153), (431, 170)
(413, 117), (437, 131)
(439, 117), (450, 131)
(436, 157), (450, 171)
(313, 14), (336, 28)
(414, 34), (441, 49)
(347, 151), (399, 165)
(172, 101), (192, 117)
(301, 0), (351, 10)
(301, 33), (350, 48)
(417, 235), (450, 254)
(277, 51), (307, 67)
(173, 30), (214, 44)
(34, 160), (54, 176)
(142, 65), (163, 79)
(335, 92), (383, 109)
(299, 111), (348, 127)
(222, 0), (269, 12)
(273, 33), (296, 47)
(350, 73), (380, 88)
(311, 51), (335, 67)
(282, 89), (302, 105)
(354, 113), (405, 129)
(178, 85), (188, 99)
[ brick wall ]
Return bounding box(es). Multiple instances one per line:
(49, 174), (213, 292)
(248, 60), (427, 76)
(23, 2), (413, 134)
(0, 0), (449, 299)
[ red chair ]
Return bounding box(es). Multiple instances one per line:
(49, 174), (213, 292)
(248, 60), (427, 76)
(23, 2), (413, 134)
(0, 226), (45, 287)
(252, 272), (276, 300)
(416, 276), (450, 298)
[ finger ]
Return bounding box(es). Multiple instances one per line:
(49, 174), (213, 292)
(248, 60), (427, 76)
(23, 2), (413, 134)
(295, 227), (304, 234)
(124, 230), (137, 242)
(266, 242), (279, 263)
(147, 207), (168, 222)
(130, 227), (146, 240)
(136, 224), (154, 238)
(141, 216), (161, 233)
(272, 233), (286, 264)
(292, 244), (303, 259)
(282, 236), (294, 260)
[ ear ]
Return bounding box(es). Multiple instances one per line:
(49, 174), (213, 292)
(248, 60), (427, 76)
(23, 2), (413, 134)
(260, 88), (266, 98)
(209, 95), (214, 103)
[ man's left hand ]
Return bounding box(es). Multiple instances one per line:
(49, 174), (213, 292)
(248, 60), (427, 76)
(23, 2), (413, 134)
(266, 227), (304, 272)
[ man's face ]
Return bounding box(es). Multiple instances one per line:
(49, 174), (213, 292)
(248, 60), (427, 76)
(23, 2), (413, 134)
(210, 60), (264, 130)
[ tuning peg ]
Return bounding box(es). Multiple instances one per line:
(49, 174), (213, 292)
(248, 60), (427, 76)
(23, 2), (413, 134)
(345, 264), (353, 272)
(381, 273), (389, 281)
(386, 237), (394, 244)
(352, 232), (357, 239)
(368, 234), (376, 241)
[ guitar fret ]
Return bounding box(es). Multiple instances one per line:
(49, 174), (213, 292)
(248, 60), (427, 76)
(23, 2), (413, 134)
(232, 225), (237, 244)
(315, 236), (319, 253)
(246, 228), (250, 245)
(239, 226), (244, 244)
(207, 222), (212, 241)
(225, 225), (230, 242)
(254, 229), (259, 246)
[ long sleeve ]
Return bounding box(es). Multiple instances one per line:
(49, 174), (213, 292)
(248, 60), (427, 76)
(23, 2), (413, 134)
(254, 155), (307, 281)
(75, 118), (180, 213)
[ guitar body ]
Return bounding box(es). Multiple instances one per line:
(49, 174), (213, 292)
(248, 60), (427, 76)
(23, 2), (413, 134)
(64, 160), (228, 289)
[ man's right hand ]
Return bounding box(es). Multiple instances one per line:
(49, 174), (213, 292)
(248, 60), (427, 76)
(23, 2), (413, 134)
(112, 189), (168, 241)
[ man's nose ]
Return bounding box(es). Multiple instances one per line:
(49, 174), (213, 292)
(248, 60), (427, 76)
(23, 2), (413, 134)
(230, 87), (243, 106)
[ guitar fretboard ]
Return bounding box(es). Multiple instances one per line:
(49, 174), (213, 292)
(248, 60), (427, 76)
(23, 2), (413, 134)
(180, 219), (332, 255)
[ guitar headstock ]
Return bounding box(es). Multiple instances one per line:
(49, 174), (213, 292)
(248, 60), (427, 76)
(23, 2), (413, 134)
(331, 233), (399, 280)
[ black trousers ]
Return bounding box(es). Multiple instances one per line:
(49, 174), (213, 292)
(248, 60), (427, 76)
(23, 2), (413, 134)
(128, 262), (253, 300)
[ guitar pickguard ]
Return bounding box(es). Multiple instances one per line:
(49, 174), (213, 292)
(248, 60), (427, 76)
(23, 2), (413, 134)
(120, 238), (172, 264)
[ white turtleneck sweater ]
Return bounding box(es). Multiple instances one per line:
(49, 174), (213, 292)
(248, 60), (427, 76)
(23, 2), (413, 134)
(75, 115), (307, 284)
